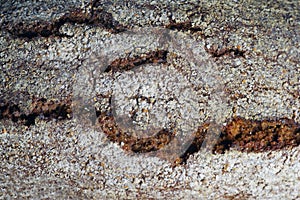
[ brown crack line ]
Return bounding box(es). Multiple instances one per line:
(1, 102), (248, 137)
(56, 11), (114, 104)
(180, 117), (300, 164)
(97, 113), (176, 153)
(105, 50), (168, 73)
(204, 45), (246, 58)
(0, 97), (72, 126)
(165, 20), (246, 58)
(3, 4), (126, 39)
(96, 105), (300, 164)
(166, 20), (203, 34)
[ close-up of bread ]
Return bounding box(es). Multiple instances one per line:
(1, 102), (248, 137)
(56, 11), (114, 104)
(1, 0), (299, 199)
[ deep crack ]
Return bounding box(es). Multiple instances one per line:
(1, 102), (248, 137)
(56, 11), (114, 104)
(4, 6), (126, 39)
(0, 96), (299, 165)
(0, 97), (72, 126)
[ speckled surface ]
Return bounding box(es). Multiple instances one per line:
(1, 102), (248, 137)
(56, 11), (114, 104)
(0, 0), (300, 199)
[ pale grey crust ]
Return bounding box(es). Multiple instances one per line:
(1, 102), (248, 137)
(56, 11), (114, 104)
(0, 0), (300, 199)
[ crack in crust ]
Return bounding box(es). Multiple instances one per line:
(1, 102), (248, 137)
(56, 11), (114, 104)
(0, 97), (72, 126)
(94, 50), (300, 164)
(98, 113), (176, 153)
(105, 50), (168, 73)
(1, 51), (299, 165)
(4, 4), (126, 39)
(1, 95), (299, 165)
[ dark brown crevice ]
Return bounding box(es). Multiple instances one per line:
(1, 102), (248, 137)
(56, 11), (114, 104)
(98, 113), (175, 153)
(0, 97), (72, 126)
(104, 50), (168, 73)
(97, 108), (300, 165)
(4, 5), (126, 39)
(165, 19), (247, 58)
(166, 20), (203, 33)
(179, 117), (300, 164)
(205, 45), (246, 58)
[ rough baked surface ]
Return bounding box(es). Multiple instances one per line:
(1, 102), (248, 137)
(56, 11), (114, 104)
(1, 0), (300, 199)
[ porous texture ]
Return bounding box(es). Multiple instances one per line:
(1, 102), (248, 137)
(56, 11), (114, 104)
(1, 0), (300, 199)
